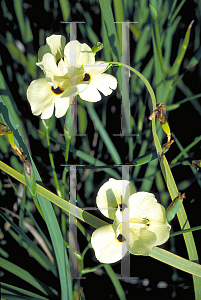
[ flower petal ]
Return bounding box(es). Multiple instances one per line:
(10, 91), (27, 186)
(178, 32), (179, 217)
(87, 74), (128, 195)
(129, 228), (157, 256)
(36, 53), (60, 76)
(54, 96), (70, 118)
(64, 40), (95, 67)
(38, 35), (66, 62)
(127, 192), (171, 253)
(128, 192), (159, 219)
(27, 78), (55, 119)
(149, 223), (171, 246)
(27, 78), (70, 119)
(96, 178), (135, 220)
(84, 62), (110, 74)
(91, 225), (127, 263)
(78, 84), (102, 102)
(90, 73), (118, 96)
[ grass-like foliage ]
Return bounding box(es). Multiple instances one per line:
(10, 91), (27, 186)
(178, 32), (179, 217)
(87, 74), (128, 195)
(0, 0), (201, 299)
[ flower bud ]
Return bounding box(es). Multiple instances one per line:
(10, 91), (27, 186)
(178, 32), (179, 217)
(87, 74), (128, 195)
(92, 42), (104, 54)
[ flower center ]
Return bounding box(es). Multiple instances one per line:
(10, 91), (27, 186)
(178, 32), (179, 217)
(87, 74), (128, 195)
(130, 216), (150, 229)
(83, 73), (91, 81)
(51, 86), (64, 95)
(56, 58), (64, 66)
(116, 234), (126, 243)
(118, 203), (127, 212)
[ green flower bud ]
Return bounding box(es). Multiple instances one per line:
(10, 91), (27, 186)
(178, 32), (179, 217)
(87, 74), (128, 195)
(92, 42), (104, 54)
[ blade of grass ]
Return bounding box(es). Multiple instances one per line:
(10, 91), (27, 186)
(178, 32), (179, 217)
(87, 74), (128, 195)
(164, 16), (181, 71)
(25, 205), (53, 253)
(110, 61), (201, 299)
(37, 130), (121, 179)
(104, 264), (126, 300)
(69, 145), (121, 178)
(13, 0), (33, 44)
(113, 0), (125, 49)
(149, 2), (166, 103)
(150, 247), (201, 278)
(164, 21), (194, 104)
(1, 159), (200, 278)
(0, 160), (108, 229)
(0, 71), (26, 141)
(151, 94), (201, 300)
(99, 0), (122, 91)
(166, 93), (201, 111)
(85, 102), (121, 164)
(171, 134), (201, 164)
(0, 209), (56, 275)
(0, 80), (72, 299)
(2, 282), (48, 300)
(99, 0), (121, 61)
(169, 0), (187, 25)
(2, 207), (54, 264)
(0, 257), (57, 296)
(59, 0), (70, 22)
(171, 133), (201, 188)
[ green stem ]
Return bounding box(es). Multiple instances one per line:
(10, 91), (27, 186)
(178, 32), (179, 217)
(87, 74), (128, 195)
(170, 226), (201, 237)
(19, 185), (26, 230)
(61, 120), (71, 239)
(169, 0), (187, 25)
(61, 136), (71, 199)
(43, 120), (61, 197)
(171, 134), (201, 164)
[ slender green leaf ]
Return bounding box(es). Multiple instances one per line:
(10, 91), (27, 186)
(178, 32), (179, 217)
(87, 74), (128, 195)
(99, 0), (122, 91)
(164, 21), (194, 104)
(59, 0), (70, 22)
(150, 247), (201, 278)
(104, 264), (126, 300)
(0, 160), (108, 229)
(113, 0), (125, 48)
(0, 257), (57, 296)
(0, 210), (56, 275)
(171, 135), (201, 164)
(149, 3), (166, 103)
(2, 282), (49, 300)
(169, 0), (187, 25)
(0, 77), (72, 300)
(85, 102), (121, 164)
(151, 91), (201, 300)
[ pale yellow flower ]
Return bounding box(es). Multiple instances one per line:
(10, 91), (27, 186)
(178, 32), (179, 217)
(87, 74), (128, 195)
(91, 178), (171, 264)
(27, 35), (117, 119)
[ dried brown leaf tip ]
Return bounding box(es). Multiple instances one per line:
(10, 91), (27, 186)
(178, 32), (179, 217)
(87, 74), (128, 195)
(164, 139), (174, 150)
(149, 104), (171, 143)
(0, 123), (12, 135)
(149, 103), (166, 125)
(178, 192), (186, 200)
(13, 147), (27, 162)
(14, 147), (32, 176)
(192, 160), (201, 171)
